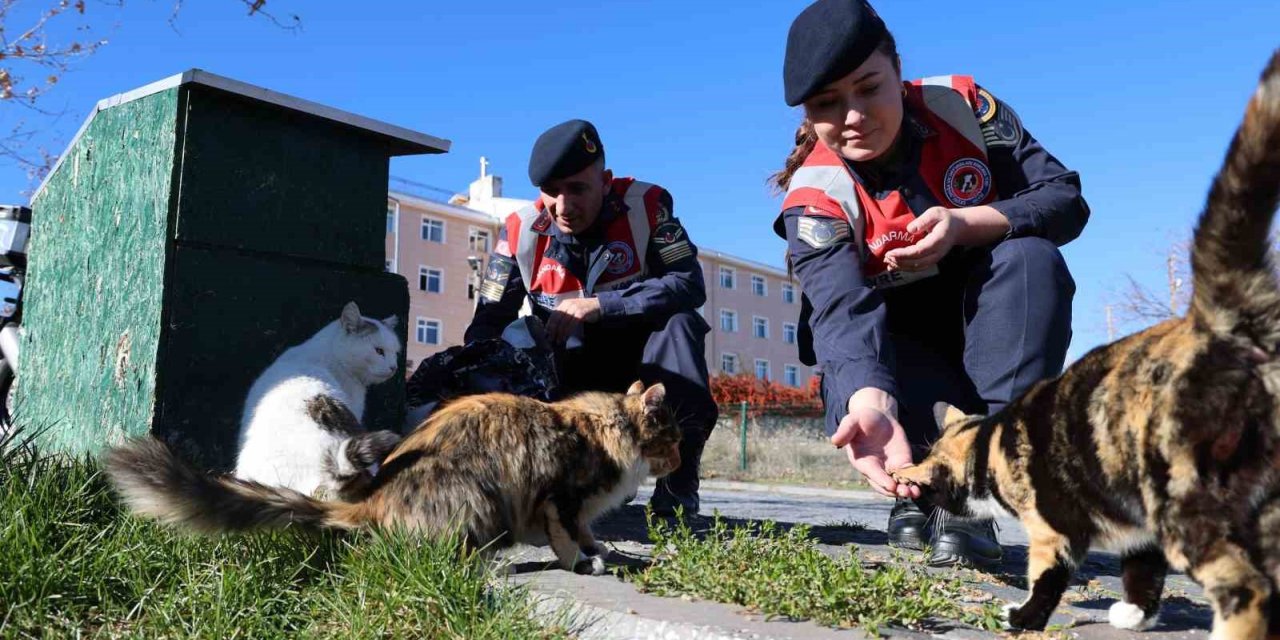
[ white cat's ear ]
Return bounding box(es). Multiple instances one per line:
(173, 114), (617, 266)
(340, 302), (363, 334)
(626, 380), (645, 396)
(641, 383), (666, 414)
(381, 315), (399, 330)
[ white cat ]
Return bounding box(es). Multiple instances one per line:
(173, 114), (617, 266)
(234, 301), (403, 499)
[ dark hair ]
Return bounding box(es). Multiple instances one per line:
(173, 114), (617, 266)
(770, 29), (901, 193)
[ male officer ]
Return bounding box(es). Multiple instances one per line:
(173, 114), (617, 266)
(465, 119), (717, 516)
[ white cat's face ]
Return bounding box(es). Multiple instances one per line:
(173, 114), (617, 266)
(335, 303), (402, 385)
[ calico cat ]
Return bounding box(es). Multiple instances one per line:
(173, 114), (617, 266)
(892, 51), (1280, 638)
(234, 301), (403, 500)
(105, 381), (681, 575)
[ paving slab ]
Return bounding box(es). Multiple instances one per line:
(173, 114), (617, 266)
(502, 480), (1213, 639)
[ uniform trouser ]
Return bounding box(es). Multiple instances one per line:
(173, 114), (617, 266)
(557, 310), (719, 492)
(821, 237), (1075, 459)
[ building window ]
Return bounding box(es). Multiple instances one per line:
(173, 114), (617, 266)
(386, 202), (397, 234)
(415, 318), (441, 345)
(783, 322), (797, 345)
(752, 316), (769, 339)
(420, 217), (445, 243)
(782, 282), (796, 304)
(751, 275), (767, 297)
(468, 227), (491, 254)
(719, 309), (738, 333)
(755, 359), (771, 381)
(418, 267), (443, 293)
(719, 266), (735, 289)
(784, 365), (799, 387)
(721, 353), (739, 375)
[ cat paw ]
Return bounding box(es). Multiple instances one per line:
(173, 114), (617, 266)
(581, 543), (610, 560)
(1108, 601), (1158, 631)
(1001, 602), (1020, 630)
(1002, 602), (1048, 631)
(573, 555), (607, 576)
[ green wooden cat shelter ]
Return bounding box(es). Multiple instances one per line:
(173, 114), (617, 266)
(23, 69), (450, 468)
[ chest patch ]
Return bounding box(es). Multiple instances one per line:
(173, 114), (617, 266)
(943, 158), (993, 207)
(605, 241), (636, 275)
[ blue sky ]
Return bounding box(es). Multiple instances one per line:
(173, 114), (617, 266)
(2, 0), (1278, 362)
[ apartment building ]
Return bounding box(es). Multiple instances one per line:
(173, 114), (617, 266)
(385, 162), (815, 388)
(697, 251), (814, 388)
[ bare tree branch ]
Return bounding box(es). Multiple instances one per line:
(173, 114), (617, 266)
(0, 0), (301, 188)
(169, 0), (299, 32)
(1108, 235), (1280, 336)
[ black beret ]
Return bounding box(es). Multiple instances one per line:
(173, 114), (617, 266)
(527, 119), (605, 187)
(783, 0), (887, 107)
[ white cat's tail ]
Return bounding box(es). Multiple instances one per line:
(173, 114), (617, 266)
(104, 437), (367, 533)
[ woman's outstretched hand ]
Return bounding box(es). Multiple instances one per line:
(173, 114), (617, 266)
(831, 387), (920, 499)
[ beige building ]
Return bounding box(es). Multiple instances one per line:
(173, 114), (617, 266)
(385, 163), (816, 389)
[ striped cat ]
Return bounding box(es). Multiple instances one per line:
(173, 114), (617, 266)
(106, 381), (681, 575)
(893, 50), (1280, 638)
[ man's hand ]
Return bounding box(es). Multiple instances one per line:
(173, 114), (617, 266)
(832, 388), (919, 499)
(546, 297), (603, 345)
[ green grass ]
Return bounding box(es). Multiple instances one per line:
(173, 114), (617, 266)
(0, 430), (569, 639)
(629, 512), (1005, 637)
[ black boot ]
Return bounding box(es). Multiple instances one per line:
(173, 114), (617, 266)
(649, 428), (706, 517)
(929, 517), (1003, 569)
(887, 498), (929, 550)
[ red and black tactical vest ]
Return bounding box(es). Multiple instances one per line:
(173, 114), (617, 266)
(497, 177), (672, 310)
(782, 75), (996, 289)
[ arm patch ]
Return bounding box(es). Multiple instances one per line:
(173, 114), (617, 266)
(480, 256), (515, 301)
(653, 219), (694, 264)
(978, 89), (1024, 149)
(797, 216), (851, 249)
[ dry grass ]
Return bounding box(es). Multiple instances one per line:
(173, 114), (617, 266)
(701, 417), (868, 490)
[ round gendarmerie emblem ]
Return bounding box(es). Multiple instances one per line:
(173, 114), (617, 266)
(975, 88), (997, 125)
(943, 158), (993, 207)
(604, 240), (636, 275)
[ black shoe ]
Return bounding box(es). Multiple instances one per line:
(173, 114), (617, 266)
(648, 476), (699, 517)
(887, 498), (929, 550)
(929, 518), (1003, 569)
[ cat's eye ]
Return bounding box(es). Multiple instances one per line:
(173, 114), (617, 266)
(375, 347), (386, 356)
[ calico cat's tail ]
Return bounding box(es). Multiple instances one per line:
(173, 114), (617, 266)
(104, 437), (368, 534)
(1190, 49), (1280, 343)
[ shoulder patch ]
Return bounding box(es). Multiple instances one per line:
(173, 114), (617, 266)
(531, 212), (552, 233)
(797, 216), (851, 249)
(655, 203), (673, 223)
(975, 87), (997, 125)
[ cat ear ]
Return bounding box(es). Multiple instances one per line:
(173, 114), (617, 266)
(641, 383), (666, 414)
(931, 402), (971, 430)
(340, 302), (363, 334)
(381, 315), (399, 330)
(626, 380), (645, 396)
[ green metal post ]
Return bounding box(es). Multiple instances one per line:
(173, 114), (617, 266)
(739, 401), (749, 471)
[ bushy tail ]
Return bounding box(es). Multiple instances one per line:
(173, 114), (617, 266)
(1190, 49), (1280, 343)
(104, 437), (367, 534)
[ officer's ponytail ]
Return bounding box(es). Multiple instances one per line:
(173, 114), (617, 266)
(770, 29), (901, 195)
(770, 121), (818, 194)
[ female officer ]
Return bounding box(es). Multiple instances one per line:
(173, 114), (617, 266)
(773, 0), (1088, 568)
